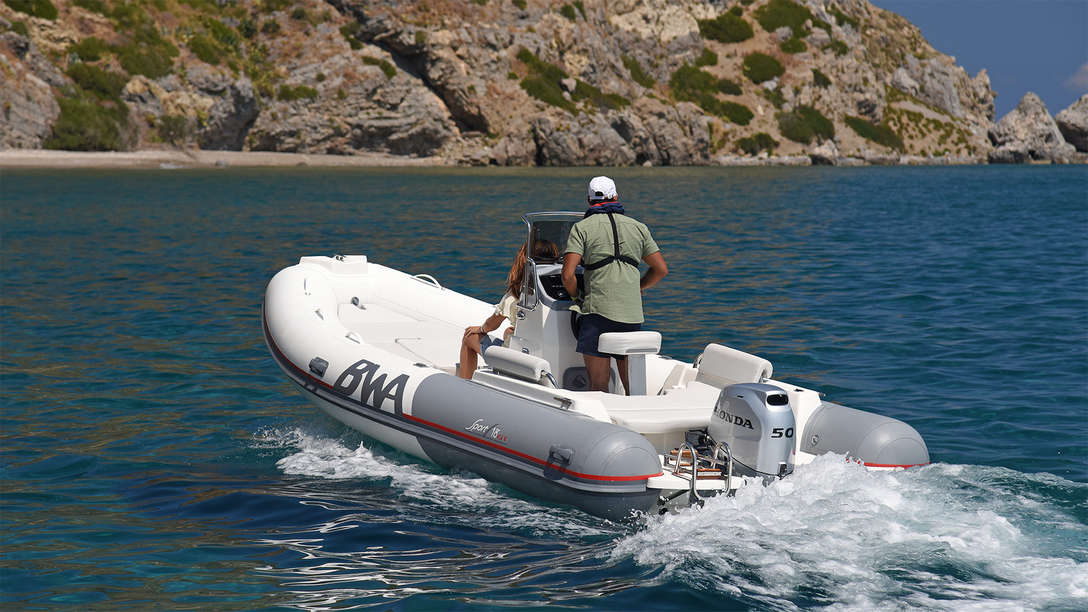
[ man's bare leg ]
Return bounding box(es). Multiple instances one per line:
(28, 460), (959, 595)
(615, 356), (630, 396)
(584, 354), (611, 392)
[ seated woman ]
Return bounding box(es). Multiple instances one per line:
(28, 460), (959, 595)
(458, 240), (558, 379)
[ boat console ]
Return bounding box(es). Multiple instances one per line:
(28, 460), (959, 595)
(505, 212), (599, 391)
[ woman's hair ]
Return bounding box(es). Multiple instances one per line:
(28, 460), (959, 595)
(506, 244), (528, 298)
(506, 240), (560, 298)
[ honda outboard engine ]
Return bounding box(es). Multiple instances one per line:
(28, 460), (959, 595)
(709, 383), (795, 480)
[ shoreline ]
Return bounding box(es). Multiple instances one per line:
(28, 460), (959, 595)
(1, 149), (1083, 169)
(0, 149), (448, 169)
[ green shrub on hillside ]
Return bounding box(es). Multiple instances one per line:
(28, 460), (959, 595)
(178, 0), (218, 12)
(737, 132), (777, 155)
(109, 2), (144, 29)
(741, 52), (784, 83)
(671, 64), (739, 98)
(260, 0), (292, 13)
(573, 80), (629, 110)
(156, 114), (189, 145)
(70, 37), (111, 62)
(845, 115), (903, 151)
(188, 34), (222, 65)
(112, 23), (178, 78)
(812, 68), (831, 88)
(717, 77), (742, 96)
(203, 17), (240, 50)
(512, 0), (527, 9)
(823, 39), (849, 56)
(238, 17), (257, 38)
(697, 12), (753, 43)
(830, 5), (859, 29)
(45, 95), (126, 151)
(754, 0), (811, 37)
(363, 56), (396, 78)
(517, 48), (566, 82)
(116, 43), (175, 78)
(780, 37), (806, 54)
(339, 22), (361, 48)
(277, 84), (318, 101)
(622, 55), (655, 88)
(694, 48), (718, 67)
(720, 101), (753, 125)
(72, 0), (107, 15)
(4, 0), (57, 20)
(10, 20), (28, 35)
(559, 4), (577, 21)
(777, 105), (834, 144)
(516, 48), (576, 113)
(760, 86), (786, 109)
(67, 63), (128, 102)
(521, 76), (576, 113)
(670, 65), (749, 123)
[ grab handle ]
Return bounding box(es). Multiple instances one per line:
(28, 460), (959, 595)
(412, 274), (443, 290)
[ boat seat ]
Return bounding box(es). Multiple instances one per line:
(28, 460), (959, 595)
(601, 381), (723, 450)
(483, 346), (558, 388)
(694, 343), (773, 388)
(598, 331), (661, 395)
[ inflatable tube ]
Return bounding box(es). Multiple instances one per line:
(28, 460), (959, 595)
(262, 306), (663, 520)
(800, 401), (930, 468)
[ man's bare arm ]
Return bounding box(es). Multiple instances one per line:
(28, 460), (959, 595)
(562, 253), (582, 297)
(640, 251), (667, 292)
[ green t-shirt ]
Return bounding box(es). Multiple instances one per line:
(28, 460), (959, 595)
(565, 213), (659, 324)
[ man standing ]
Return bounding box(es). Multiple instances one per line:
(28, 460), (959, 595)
(562, 176), (667, 394)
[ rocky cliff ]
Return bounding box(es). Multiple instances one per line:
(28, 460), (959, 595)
(0, 0), (1081, 165)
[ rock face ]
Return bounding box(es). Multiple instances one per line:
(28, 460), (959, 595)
(988, 93), (1076, 163)
(0, 31), (62, 148)
(1055, 95), (1088, 153)
(0, 0), (1037, 164)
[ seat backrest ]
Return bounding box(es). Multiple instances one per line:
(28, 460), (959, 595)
(597, 331), (662, 355)
(694, 343), (773, 388)
(482, 346), (557, 387)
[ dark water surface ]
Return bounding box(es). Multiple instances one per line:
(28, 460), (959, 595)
(2, 165), (1086, 609)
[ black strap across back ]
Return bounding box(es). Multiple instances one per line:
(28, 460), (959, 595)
(582, 213), (641, 271)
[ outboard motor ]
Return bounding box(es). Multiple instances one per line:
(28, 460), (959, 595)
(709, 383), (795, 480)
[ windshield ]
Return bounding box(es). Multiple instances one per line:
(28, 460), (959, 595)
(523, 212), (582, 264)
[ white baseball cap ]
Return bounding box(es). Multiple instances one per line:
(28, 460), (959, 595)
(587, 176), (618, 202)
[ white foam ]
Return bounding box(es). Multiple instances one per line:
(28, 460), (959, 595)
(255, 427), (611, 538)
(255, 428), (1087, 607)
(613, 454), (1088, 610)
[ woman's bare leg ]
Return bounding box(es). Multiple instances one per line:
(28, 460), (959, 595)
(458, 330), (484, 379)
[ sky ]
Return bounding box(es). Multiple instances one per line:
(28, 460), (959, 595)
(871, 0), (1087, 119)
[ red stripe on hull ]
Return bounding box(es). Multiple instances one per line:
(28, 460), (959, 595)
(403, 414), (662, 482)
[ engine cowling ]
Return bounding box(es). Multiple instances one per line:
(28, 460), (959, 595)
(708, 383), (795, 479)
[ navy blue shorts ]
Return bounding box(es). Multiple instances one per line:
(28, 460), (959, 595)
(576, 314), (641, 358)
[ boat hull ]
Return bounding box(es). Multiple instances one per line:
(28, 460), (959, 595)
(263, 310), (664, 521)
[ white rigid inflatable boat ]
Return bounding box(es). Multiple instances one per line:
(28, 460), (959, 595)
(263, 212), (929, 520)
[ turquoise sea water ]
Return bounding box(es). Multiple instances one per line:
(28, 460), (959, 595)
(1, 165), (1086, 609)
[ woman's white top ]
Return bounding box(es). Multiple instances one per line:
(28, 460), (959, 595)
(494, 291), (518, 325)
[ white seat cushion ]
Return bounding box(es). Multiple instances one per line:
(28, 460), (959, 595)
(483, 346), (554, 385)
(598, 331), (662, 355)
(695, 343), (772, 387)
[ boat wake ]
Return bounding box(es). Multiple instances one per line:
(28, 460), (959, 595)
(255, 426), (614, 539)
(614, 453), (1088, 610)
(255, 428), (1086, 609)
